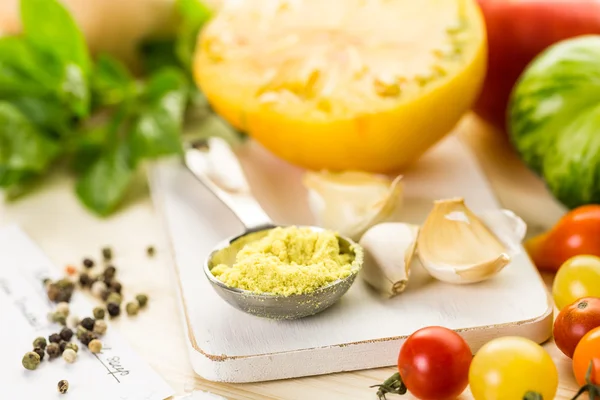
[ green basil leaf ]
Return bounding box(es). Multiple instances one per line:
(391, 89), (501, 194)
(60, 63), (89, 117)
(0, 166), (33, 188)
(20, 0), (91, 75)
(0, 37), (60, 96)
(10, 96), (72, 137)
(0, 37), (90, 117)
(75, 141), (134, 216)
(175, 0), (212, 69)
(91, 54), (135, 108)
(139, 38), (180, 75)
(128, 68), (188, 163)
(0, 102), (60, 172)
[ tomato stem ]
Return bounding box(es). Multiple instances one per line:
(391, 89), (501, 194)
(370, 372), (407, 399)
(571, 361), (600, 400)
(523, 391), (543, 400)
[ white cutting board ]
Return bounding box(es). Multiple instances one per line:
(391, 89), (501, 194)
(148, 134), (553, 383)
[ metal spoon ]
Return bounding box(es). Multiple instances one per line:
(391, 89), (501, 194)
(183, 137), (363, 320)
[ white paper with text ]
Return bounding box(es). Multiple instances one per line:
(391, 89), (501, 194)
(0, 225), (174, 400)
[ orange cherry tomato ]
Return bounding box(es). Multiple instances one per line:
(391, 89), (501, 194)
(525, 205), (600, 272)
(573, 326), (600, 386)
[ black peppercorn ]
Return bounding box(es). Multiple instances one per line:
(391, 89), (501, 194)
(59, 341), (68, 354)
(109, 280), (122, 294)
(79, 331), (96, 346)
(102, 247), (113, 261)
(55, 291), (71, 303)
(60, 327), (73, 341)
(81, 317), (95, 331)
(46, 343), (60, 359)
(107, 302), (120, 317)
(103, 266), (116, 280)
(79, 272), (92, 287)
(146, 246), (155, 257)
(33, 347), (45, 361)
(58, 380), (69, 394)
(83, 258), (94, 268)
(49, 333), (61, 343)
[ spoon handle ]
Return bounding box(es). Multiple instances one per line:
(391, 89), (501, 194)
(184, 138), (274, 232)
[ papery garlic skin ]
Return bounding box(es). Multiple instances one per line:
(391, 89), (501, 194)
(417, 198), (526, 285)
(359, 222), (419, 297)
(303, 171), (403, 241)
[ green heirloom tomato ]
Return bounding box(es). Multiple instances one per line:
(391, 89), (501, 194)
(509, 35), (600, 209)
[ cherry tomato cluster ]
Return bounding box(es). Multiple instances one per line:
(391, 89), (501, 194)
(373, 327), (559, 400)
(372, 205), (600, 400)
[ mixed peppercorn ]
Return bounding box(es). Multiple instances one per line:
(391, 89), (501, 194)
(22, 245), (153, 377)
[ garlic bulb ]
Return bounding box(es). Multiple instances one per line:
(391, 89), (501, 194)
(417, 198), (526, 284)
(359, 223), (419, 297)
(303, 171), (403, 241)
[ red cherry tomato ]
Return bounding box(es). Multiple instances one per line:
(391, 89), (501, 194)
(398, 326), (472, 400)
(525, 205), (600, 271)
(554, 297), (600, 358)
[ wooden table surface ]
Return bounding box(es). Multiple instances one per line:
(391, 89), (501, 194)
(0, 115), (582, 399)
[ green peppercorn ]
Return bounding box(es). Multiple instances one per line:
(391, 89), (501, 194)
(125, 302), (139, 316)
(65, 342), (79, 353)
(33, 337), (47, 350)
(135, 294), (148, 308)
(102, 247), (113, 261)
(54, 312), (67, 326)
(75, 325), (87, 340)
(59, 327), (73, 341)
(147, 246), (155, 257)
(81, 317), (95, 331)
(107, 302), (120, 317)
(109, 280), (122, 294)
(79, 331), (96, 346)
(106, 292), (122, 305)
(88, 339), (102, 354)
(83, 258), (94, 268)
(33, 347), (45, 361)
(93, 307), (105, 320)
(58, 380), (69, 394)
(49, 333), (61, 343)
(104, 266), (116, 280)
(22, 351), (40, 370)
(46, 343), (60, 359)
(93, 320), (107, 335)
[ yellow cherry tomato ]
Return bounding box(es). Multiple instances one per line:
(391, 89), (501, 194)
(552, 255), (600, 310)
(469, 336), (558, 400)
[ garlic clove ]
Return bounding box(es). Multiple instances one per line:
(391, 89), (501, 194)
(303, 170), (403, 241)
(417, 198), (525, 285)
(359, 222), (419, 297)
